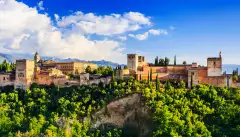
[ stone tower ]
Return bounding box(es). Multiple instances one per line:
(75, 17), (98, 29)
(15, 59), (35, 90)
(34, 52), (40, 63)
(127, 54), (139, 72)
(34, 52), (40, 79)
(207, 52), (222, 76)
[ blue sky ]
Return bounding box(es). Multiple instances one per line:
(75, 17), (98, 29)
(1, 0), (240, 65)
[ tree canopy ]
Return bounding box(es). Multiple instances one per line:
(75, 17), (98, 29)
(1, 77), (240, 137)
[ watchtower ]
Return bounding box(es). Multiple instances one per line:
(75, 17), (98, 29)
(127, 54), (139, 72)
(207, 52), (222, 76)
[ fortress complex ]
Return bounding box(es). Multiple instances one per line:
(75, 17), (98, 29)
(14, 53), (97, 89)
(119, 52), (233, 88)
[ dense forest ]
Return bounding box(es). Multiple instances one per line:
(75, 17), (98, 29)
(1, 77), (240, 137)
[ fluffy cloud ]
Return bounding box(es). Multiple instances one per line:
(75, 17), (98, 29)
(56, 11), (151, 36)
(37, 1), (44, 10)
(0, 0), (125, 63)
(129, 32), (149, 41)
(129, 29), (168, 40)
(118, 36), (127, 41)
(148, 29), (168, 35)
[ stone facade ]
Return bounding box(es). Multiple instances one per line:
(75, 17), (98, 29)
(122, 52), (234, 88)
(127, 54), (139, 72)
(55, 62), (97, 75)
(207, 57), (222, 76)
(14, 59), (35, 89)
(0, 72), (15, 87)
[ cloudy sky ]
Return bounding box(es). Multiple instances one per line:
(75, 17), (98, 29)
(1, 0), (240, 65)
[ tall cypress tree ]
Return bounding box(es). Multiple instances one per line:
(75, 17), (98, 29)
(174, 55), (176, 65)
(155, 56), (158, 66)
(148, 71), (150, 82)
(156, 74), (160, 91)
(150, 68), (152, 81)
(140, 74), (142, 81)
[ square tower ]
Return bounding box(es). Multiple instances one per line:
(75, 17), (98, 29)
(15, 59), (35, 90)
(127, 54), (139, 72)
(207, 57), (222, 76)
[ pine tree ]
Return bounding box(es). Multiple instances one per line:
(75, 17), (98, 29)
(174, 55), (176, 65)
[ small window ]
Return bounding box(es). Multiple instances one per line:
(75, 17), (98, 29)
(3, 77), (5, 80)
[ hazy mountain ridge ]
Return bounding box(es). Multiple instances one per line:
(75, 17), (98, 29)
(0, 53), (124, 68)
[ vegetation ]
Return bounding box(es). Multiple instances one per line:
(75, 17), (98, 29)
(155, 56), (170, 66)
(155, 56), (159, 66)
(1, 77), (240, 137)
(85, 66), (113, 76)
(174, 55), (176, 65)
(232, 68), (239, 82)
(183, 61), (187, 65)
(0, 60), (16, 72)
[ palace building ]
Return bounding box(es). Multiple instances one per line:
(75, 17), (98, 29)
(13, 52), (98, 89)
(118, 52), (233, 88)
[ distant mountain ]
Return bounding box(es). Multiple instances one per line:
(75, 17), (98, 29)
(0, 53), (125, 68)
(222, 64), (240, 74)
(0, 53), (16, 63)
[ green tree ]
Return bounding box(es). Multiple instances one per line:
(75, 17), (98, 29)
(156, 74), (160, 91)
(183, 61), (187, 65)
(85, 66), (92, 73)
(164, 57), (170, 66)
(178, 80), (185, 88)
(159, 58), (165, 66)
(150, 68), (153, 81)
(174, 55), (176, 65)
(155, 56), (159, 66)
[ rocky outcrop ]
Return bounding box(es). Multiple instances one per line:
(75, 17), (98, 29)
(90, 93), (153, 137)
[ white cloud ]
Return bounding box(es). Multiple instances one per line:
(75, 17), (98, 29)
(129, 29), (168, 40)
(54, 14), (59, 21)
(37, 1), (44, 10)
(129, 32), (149, 41)
(148, 29), (168, 35)
(56, 11), (151, 36)
(0, 0), (125, 63)
(118, 36), (127, 41)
